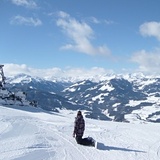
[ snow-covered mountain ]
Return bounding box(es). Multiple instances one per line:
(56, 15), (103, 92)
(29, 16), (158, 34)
(0, 105), (160, 160)
(1, 73), (160, 123)
(62, 77), (160, 123)
(4, 74), (86, 111)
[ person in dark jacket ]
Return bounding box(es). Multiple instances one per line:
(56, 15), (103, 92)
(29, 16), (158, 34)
(73, 110), (95, 146)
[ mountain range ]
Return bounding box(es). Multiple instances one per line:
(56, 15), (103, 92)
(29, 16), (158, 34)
(1, 73), (160, 123)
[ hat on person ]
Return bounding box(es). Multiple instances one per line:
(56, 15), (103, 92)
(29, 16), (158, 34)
(77, 110), (82, 116)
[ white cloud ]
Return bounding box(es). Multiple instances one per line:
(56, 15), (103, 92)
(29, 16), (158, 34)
(4, 64), (30, 76)
(104, 19), (114, 25)
(10, 15), (42, 26)
(56, 11), (111, 56)
(3, 64), (62, 78)
(132, 21), (160, 74)
(3, 64), (113, 81)
(90, 17), (100, 24)
(11, 0), (37, 9)
(140, 21), (160, 41)
(131, 49), (160, 74)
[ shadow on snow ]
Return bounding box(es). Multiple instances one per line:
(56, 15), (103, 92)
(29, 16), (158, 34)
(97, 142), (146, 153)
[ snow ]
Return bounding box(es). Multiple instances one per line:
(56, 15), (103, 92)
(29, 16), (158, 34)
(99, 84), (114, 92)
(127, 100), (142, 107)
(92, 93), (106, 104)
(0, 105), (160, 160)
(132, 105), (160, 121)
(125, 95), (160, 122)
(9, 76), (32, 84)
(69, 88), (76, 92)
(138, 79), (158, 90)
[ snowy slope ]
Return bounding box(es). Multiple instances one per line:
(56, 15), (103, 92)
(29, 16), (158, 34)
(0, 105), (160, 160)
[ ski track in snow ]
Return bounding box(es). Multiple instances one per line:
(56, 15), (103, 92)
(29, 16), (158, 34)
(0, 105), (160, 160)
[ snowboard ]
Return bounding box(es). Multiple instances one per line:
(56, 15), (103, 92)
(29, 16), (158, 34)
(88, 137), (98, 148)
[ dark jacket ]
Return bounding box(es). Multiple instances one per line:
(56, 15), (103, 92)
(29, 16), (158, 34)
(73, 115), (85, 137)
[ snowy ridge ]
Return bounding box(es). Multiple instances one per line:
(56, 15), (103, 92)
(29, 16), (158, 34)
(63, 77), (160, 123)
(0, 105), (160, 160)
(2, 73), (160, 123)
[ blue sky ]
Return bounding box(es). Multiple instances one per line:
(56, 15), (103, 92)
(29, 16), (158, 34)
(1, 0), (160, 78)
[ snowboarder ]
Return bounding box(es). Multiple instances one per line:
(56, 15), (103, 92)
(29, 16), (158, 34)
(73, 110), (96, 147)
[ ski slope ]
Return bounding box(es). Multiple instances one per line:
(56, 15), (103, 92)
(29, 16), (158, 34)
(0, 105), (160, 160)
